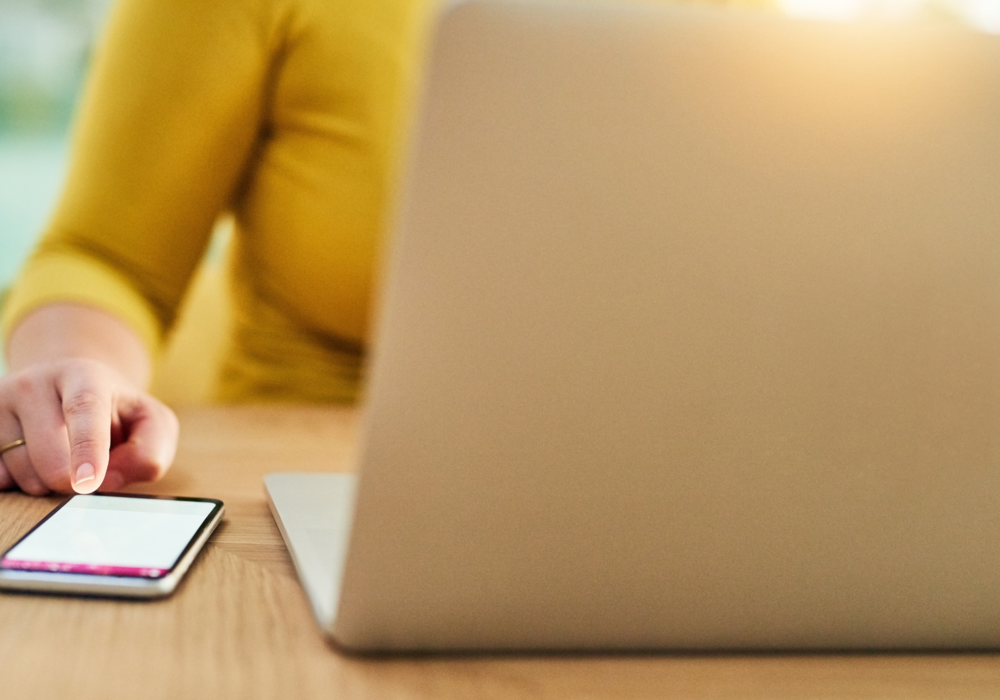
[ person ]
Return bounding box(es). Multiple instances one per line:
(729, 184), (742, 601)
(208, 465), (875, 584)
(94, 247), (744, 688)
(0, 0), (439, 494)
(0, 0), (768, 496)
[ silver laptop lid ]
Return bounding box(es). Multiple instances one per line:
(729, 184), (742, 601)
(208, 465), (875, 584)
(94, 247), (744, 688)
(334, 0), (1000, 650)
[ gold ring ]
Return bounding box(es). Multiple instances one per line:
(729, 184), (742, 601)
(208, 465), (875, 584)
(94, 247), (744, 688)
(0, 438), (26, 456)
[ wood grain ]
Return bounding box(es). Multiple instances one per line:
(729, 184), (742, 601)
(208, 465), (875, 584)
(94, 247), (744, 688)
(2, 404), (1000, 699)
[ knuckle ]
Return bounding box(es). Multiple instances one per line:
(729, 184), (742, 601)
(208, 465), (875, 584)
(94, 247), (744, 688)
(8, 449), (66, 493)
(63, 389), (107, 420)
(18, 476), (49, 497)
(135, 461), (166, 484)
(8, 370), (46, 400)
(70, 433), (102, 456)
(54, 357), (103, 376)
(100, 471), (125, 491)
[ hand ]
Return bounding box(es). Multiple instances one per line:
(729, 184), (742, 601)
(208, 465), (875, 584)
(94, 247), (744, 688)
(0, 358), (178, 495)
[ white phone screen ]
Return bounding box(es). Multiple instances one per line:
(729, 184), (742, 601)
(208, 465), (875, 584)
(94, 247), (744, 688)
(1, 495), (217, 579)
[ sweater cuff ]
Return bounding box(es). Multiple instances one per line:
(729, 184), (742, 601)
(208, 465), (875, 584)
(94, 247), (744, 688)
(1, 252), (164, 357)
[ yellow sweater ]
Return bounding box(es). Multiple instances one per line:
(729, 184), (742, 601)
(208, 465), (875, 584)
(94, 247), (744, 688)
(2, 0), (437, 402)
(2, 0), (772, 403)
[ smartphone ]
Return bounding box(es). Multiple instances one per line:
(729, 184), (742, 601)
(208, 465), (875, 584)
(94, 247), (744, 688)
(0, 493), (224, 598)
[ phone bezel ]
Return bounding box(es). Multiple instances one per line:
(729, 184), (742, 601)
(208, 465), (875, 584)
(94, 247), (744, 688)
(0, 493), (224, 599)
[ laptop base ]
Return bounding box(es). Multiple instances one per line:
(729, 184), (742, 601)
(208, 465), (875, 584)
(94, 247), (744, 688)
(264, 473), (355, 630)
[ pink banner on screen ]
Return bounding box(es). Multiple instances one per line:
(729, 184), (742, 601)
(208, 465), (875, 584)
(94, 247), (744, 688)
(1, 558), (166, 578)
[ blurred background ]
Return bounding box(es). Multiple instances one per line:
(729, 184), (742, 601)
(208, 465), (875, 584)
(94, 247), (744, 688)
(0, 0), (110, 292)
(0, 0), (996, 297)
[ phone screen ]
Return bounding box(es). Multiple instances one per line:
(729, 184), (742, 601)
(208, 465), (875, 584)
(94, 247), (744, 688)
(0, 495), (219, 579)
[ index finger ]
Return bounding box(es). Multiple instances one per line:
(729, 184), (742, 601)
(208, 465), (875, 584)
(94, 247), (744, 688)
(57, 371), (113, 494)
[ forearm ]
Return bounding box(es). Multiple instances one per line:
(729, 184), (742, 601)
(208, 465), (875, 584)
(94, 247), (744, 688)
(5, 303), (151, 387)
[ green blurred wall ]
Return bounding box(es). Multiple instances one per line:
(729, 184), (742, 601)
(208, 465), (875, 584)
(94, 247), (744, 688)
(0, 0), (110, 293)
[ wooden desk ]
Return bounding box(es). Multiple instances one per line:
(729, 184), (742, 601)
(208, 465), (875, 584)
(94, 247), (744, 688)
(2, 404), (999, 699)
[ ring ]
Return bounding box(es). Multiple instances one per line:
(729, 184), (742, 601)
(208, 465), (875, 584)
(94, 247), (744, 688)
(0, 438), (26, 456)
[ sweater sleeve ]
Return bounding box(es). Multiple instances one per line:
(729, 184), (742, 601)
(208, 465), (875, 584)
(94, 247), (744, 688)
(1, 0), (286, 354)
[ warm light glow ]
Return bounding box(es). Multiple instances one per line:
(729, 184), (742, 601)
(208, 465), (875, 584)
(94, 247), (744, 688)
(776, 0), (1000, 33)
(956, 0), (1000, 32)
(778, 0), (919, 21)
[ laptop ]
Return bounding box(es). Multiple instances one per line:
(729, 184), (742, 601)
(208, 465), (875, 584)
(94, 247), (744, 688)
(266, 0), (1000, 651)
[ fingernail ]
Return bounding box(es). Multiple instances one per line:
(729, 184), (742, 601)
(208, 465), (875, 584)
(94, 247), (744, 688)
(75, 463), (96, 485)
